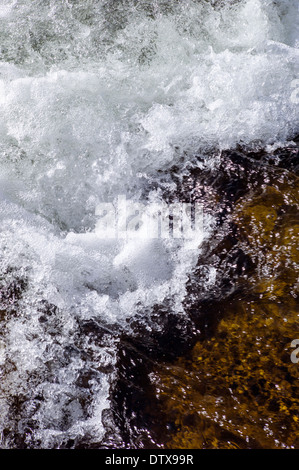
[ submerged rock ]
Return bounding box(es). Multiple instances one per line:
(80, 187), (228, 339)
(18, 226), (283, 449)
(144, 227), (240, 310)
(148, 149), (299, 449)
(152, 298), (299, 448)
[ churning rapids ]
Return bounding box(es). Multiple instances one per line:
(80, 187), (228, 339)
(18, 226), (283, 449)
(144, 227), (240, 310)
(0, 0), (298, 449)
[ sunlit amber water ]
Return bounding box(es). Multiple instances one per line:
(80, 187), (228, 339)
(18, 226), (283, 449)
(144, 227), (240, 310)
(147, 149), (299, 449)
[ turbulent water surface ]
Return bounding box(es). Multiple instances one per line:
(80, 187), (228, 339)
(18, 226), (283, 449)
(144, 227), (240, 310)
(0, 0), (298, 448)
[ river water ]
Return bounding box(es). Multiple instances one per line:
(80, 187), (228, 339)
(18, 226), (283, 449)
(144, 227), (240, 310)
(0, 0), (298, 448)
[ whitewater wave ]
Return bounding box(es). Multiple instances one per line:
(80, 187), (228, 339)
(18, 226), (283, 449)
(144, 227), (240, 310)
(0, 0), (298, 447)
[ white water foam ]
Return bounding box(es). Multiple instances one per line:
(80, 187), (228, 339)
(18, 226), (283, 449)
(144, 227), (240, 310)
(0, 0), (298, 447)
